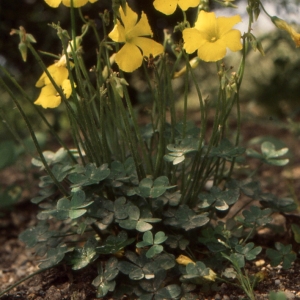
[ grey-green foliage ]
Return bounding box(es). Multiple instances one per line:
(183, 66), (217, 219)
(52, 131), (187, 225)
(246, 141), (289, 166)
(17, 132), (297, 299)
(92, 257), (119, 298)
(266, 242), (297, 269)
(136, 231), (168, 258)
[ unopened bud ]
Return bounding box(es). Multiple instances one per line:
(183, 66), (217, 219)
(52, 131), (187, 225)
(18, 42), (28, 62)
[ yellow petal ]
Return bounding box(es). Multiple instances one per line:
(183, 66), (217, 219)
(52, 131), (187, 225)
(203, 269), (217, 281)
(217, 15), (242, 36)
(126, 12), (153, 40)
(108, 23), (126, 43)
(290, 28), (300, 47)
(197, 39), (227, 62)
(194, 11), (218, 33)
(61, 79), (72, 98)
(62, 0), (89, 7)
(178, 0), (200, 11)
(120, 3), (138, 32)
(34, 85), (61, 109)
(153, 0), (177, 15)
(36, 65), (69, 87)
(221, 29), (242, 51)
(183, 28), (206, 54)
(115, 43), (143, 72)
(176, 255), (195, 265)
(44, 0), (61, 8)
(132, 37), (164, 57)
(88, 0), (97, 2)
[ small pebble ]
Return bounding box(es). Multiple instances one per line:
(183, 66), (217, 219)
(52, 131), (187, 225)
(255, 259), (265, 267)
(222, 296), (230, 300)
(275, 279), (281, 285)
(214, 293), (221, 300)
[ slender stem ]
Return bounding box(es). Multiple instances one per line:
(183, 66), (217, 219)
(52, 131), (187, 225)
(0, 78), (69, 196)
(0, 267), (52, 297)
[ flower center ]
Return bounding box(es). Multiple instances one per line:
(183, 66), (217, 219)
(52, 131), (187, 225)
(210, 36), (217, 42)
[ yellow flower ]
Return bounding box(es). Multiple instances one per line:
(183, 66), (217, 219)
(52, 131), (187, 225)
(176, 255), (195, 265)
(44, 0), (97, 8)
(108, 3), (164, 72)
(271, 16), (300, 47)
(153, 0), (200, 15)
(34, 64), (72, 109)
(183, 11), (242, 62)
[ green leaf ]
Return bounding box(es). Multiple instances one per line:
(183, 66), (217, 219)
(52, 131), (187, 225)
(164, 205), (209, 231)
(227, 179), (261, 198)
(242, 206), (273, 227)
(69, 237), (99, 270)
(247, 141), (289, 166)
(166, 235), (189, 250)
(198, 186), (239, 211)
(235, 243), (262, 261)
(208, 138), (245, 160)
(156, 284), (181, 299)
(291, 223), (300, 244)
(146, 245), (163, 258)
(266, 243), (297, 269)
(154, 231), (168, 244)
(97, 231), (134, 255)
(68, 163), (110, 188)
(164, 137), (199, 165)
(269, 291), (288, 300)
(19, 223), (54, 248)
(259, 193), (297, 213)
(38, 245), (68, 269)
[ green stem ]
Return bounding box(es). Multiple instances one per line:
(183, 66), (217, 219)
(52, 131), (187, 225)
(0, 79), (69, 196)
(0, 267), (52, 297)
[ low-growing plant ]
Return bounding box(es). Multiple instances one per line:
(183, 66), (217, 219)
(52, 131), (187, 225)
(0, 0), (298, 298)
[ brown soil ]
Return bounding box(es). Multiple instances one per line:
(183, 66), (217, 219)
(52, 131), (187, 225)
(1, 112), (300, 300)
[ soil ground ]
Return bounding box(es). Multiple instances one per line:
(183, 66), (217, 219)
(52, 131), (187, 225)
(1, 108), (300, 300)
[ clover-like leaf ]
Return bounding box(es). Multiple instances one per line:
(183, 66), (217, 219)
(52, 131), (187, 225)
(247, 141), (289, 166)
(164, 205), (209, 231)
(242, 206), (273, 227)
(266, 242), (297, 269)
(32, 147), (68, 168)
(291, 223), (300, 244)
(259, 193), (297, 213)
(68, 163), (110, 188)
(235, 242), (262, 261)
(182, 261), (215, 283)
(136, 231), (167, 258)
(38, 244), (68, 269)
(118, 250), (156, 280)
(136, 176), (174, 198)
(92, 258), (119, 298)
(68, 237), (99, 270)
(198, 186), (240, 211)
(227, 179), (261, 198)
(208, 139), (245, 160)
(19, 223), (54, 248)
(96, 231), (134, 255)
(164, 137), (199, 165)
(166, 234), (189, 250)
